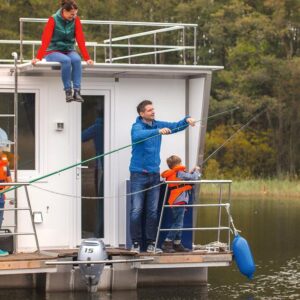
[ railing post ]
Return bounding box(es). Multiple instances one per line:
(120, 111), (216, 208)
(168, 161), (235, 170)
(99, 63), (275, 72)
(128, 38), (131, 64)
(227, 183), (232, 249)
(182, 27), (186, 65)
(20, 20), (23, 63)
(217, 184), (223, 242)
(154, 33), (157, 64)
(94, 45), (96, 62)
(154, 184), (169, 252)
(109, 24), (113, 63)
(194, 27), (197, 65)
(12, 52), (18, 253)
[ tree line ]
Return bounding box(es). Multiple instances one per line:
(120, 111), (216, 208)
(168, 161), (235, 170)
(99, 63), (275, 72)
(0, 0), (299, 179)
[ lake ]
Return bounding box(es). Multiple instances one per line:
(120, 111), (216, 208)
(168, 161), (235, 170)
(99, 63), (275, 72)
(0, 197), (299, 299)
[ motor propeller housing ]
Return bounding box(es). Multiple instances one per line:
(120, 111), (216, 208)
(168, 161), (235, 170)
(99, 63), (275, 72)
(78, 238), (107, 292)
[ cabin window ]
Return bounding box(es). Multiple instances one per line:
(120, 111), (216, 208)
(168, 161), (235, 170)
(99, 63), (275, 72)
(0, 93), (35, 170)
(81, 95), (105, 238)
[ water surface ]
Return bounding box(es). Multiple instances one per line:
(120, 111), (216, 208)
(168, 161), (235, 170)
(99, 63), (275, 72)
(0, 198), (299, 299)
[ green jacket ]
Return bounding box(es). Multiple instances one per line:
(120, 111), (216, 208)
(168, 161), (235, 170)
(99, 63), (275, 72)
(47, 9), (75, 52)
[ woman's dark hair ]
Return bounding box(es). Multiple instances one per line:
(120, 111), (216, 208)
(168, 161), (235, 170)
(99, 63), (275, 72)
(61, 0), (78, 11)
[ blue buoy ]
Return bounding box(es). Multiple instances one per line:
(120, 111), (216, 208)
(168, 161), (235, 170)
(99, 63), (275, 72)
(232, 234), (256, 279)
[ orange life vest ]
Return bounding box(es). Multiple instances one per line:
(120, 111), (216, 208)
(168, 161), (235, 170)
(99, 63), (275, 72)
(0, 153), (9, 182)
(161, 165), (192, 205)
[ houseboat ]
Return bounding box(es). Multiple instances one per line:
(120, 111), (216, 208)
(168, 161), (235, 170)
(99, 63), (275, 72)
(0, 18), (233, 291)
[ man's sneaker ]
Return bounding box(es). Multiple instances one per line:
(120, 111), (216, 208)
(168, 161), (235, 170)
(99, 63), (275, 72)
(161, 240), (175, 253)
(146, 242), (162, 254)
(65, 89), (74, 102)
(173, 243), (190, 252)
(131, 242), (140, 253)
(0, 249), (9, 256)
(73, 90), (84, 103)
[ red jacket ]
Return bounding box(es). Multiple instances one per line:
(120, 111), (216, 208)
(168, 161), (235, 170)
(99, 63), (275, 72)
(36, 16), (90, 61)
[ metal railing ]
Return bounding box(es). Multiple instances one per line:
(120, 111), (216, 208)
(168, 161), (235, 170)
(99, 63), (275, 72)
(9, 18), (197, 64)
(154, 180), (232, 252)
(0, 182), (40, 253)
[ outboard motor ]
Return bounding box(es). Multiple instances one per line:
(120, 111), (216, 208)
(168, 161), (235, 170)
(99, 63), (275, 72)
(78, 238), (107, 292)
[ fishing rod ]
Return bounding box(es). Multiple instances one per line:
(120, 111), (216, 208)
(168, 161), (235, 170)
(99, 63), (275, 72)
(30, 108), (265, 201)
(201, 108), (267, 166)
(2, 106), (239, 195)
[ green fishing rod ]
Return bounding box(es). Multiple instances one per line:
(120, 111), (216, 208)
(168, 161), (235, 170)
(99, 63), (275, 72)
(2, 106), (239, 194)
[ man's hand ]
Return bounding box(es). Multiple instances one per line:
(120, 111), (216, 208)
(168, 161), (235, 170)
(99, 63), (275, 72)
(86, 59), (94, 65)
(31, 58), (40, 65)
(186, 117), (196, 127)
(159, 128), (172, 135)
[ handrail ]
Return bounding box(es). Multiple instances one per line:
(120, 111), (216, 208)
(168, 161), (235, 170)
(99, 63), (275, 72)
(19, 18), (198, 28)
(17, 18), (198, 64)
(154, 180), (232, 253)
(103, 26), (184, 43)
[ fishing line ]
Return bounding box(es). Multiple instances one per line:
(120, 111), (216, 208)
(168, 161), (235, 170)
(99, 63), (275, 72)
(2, 106), (239, 195)
(201, 108), (266, 166)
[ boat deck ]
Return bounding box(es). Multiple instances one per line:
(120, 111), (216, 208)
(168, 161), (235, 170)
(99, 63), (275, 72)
(0, 247), (232, 274)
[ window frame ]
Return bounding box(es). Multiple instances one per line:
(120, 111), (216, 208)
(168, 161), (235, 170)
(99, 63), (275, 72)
(0, 88), (39, 175)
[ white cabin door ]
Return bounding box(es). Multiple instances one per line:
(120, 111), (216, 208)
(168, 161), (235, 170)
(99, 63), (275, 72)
(80, 94), (105, 239)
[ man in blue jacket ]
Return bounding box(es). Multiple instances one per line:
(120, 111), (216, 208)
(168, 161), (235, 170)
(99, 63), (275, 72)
(129, 100), (195, 253)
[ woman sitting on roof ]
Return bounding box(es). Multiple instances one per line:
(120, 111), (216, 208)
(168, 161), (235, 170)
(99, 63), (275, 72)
(32, 0), (94, 103)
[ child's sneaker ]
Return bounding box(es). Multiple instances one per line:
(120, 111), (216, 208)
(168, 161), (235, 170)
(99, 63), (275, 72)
(161, 240), (175, 253)
(131, 242), (140, 254)
(146, 242), (162, 254)
(0, 249), (9, 256)
(173, 243), (190, 252)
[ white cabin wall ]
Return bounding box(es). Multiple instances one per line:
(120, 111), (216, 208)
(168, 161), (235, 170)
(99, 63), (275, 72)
(16, 76), (79, 250)
(188, 77), (206, 169)
(0, 73), (208, 251)
(115, 78), (186, 245)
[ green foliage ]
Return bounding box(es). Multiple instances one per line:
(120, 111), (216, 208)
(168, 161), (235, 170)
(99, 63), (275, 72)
(204, 124), (276, 179)
(0, 0), (299, 178)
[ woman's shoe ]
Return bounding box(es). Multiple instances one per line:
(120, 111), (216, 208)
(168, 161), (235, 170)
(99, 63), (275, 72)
(73, 90), (84, 103)
(65, 89), (74, 102)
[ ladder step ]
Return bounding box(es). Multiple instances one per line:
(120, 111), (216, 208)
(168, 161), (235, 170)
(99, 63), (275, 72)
(0, 114), (15, 117)
(0, 232), (36, 236)
(0, 207), (30, 211)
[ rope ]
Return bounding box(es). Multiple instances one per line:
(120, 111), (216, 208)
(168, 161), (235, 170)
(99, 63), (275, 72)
(30, 182), (164, 199)
(2, 106), (239, 195)
(224, 204), (240, 236)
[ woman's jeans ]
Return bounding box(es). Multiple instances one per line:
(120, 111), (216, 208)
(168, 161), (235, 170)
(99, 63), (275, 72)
(166, 206), (185, 241)
(130, 172), (160, 244)
(45, 51), (82, 91)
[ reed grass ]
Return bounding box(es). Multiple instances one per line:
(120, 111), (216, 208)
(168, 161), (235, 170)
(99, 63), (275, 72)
(199, 179), (300, 199)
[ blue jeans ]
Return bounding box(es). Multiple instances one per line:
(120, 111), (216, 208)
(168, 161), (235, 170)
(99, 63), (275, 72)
(45, 51), (82, 90)
(130, 172), (160, 244)
(166, 206), (185, 241)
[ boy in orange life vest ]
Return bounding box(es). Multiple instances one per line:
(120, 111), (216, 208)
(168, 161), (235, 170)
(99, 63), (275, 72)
(161, 155), (201, 253)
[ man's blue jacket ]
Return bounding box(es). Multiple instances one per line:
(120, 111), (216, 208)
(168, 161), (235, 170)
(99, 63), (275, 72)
(129, 116), (189, 173)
